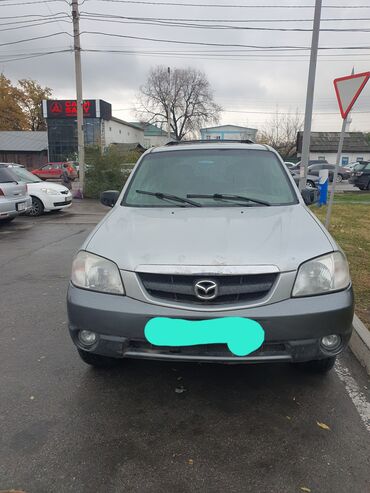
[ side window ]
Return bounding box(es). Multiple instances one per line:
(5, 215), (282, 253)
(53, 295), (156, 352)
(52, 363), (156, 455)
(357, 157), (363, 162)
(52, 163), (60, 169)
(365, 163), (370, 170)
(42, 164), (52, 170)
(318, 156), (325, 160)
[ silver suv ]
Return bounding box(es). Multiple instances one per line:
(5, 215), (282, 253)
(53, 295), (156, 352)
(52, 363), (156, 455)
(67, 142), (354, 373)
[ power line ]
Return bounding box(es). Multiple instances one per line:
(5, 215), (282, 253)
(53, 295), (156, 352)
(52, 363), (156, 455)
(82, 0), (370, 8)
(0, 32), (72, 46)
(79, 15), (370, 32)
(0, 0), (69, 6)
(79, 12), (370, 23)
(0, 48), (72, 62)
(0, 18), (70, 32)
(79, 30), (370, 51)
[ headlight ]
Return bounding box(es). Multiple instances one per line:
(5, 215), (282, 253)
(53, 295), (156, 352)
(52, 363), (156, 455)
(40, 188), (60, 195)
(292, 251), (350, 297)
(71, 251), (125, 295)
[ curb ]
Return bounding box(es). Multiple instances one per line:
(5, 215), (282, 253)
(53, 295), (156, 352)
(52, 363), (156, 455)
(349, 314), (370, 375)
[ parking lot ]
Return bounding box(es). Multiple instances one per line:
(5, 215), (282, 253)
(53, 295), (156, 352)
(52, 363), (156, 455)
(0, 200), (369, 493)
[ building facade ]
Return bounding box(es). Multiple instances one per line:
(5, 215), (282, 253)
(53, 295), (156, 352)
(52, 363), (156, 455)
(42, 99), (145, 161)
(200, 125), (258, 142)
(0, 131), (48, 169)
(296, 131), (370, 165)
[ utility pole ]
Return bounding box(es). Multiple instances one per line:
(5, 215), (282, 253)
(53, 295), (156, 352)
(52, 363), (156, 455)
(299, 0), (322, 191)
(72, 0), (85, 195)
(167, 66), (171, 140)
(325, 117), (347, 228)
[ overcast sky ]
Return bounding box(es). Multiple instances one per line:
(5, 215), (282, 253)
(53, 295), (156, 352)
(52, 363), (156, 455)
(1, 0), (370, 133)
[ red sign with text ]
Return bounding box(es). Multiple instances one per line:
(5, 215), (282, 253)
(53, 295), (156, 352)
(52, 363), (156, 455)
(46, 100), (97, 118)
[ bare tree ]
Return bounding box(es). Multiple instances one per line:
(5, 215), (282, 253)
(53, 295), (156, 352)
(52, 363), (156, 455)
(258, 109), (304, 159)
(136, 66), (221, 141)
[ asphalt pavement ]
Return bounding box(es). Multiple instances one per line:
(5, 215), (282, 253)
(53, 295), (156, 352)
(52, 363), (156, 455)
(0, 201), (369, 493)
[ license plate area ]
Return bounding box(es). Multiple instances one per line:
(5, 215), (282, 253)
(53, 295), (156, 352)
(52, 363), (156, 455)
(16, 202), (26, 211)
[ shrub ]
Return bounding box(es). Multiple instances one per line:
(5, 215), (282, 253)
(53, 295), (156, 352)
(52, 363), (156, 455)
(84, 146), (140, 199)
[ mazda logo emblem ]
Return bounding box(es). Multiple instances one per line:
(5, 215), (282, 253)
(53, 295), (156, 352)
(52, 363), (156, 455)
(194, 280), (219, 300)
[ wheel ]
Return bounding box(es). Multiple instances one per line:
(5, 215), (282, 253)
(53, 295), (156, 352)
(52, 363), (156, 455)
(27, 196), (44, 217)
(295, 356), (336, 374)
(77, 348), (120, 368)
(359, 186), (365, 191)
(306, 180), (315, 189)
(336, 174), (343, 183)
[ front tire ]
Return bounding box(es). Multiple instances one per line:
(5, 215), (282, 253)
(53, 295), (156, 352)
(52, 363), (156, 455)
(306, 180), (315, 189)
(27, 196), (44, 217)
(295, 356), (336, 373)
(336, 174), (343, 183)
(77, 348), (120, 368)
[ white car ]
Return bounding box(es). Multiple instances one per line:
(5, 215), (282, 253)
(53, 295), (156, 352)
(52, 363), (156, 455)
(4, 164), (72, 216)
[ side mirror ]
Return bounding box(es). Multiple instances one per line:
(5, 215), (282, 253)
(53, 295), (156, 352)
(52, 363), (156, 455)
(301, 187), (319, 206)
(100, 190), (120, 208)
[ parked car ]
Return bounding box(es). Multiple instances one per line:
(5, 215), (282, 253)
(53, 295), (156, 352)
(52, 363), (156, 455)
(290, 170), (319, 189)
(284, 162), (296, 169)
(307, 163), (351, 183)
(0, 166), (31, 223)
(67, 141), (353, 374)
(2, 164), (72, 216)
(32, 162), (77, 181)
(290, 159), (328, 171)
(349, 161), (370, 190)
(343, 162), (359, 173)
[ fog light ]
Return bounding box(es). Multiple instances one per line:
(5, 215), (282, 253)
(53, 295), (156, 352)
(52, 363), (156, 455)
(78, 330), (97, 346)
(321, 334), (341, 351)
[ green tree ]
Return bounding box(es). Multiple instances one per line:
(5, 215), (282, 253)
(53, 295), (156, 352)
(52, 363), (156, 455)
(0, 73), (26, 130)
(18, 78), (52, 131)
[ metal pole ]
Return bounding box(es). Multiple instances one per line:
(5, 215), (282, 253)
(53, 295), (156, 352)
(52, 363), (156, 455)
(299, 0), (322, 191)
(167, 67), (171, 140)
(325, 117), (347, 228)
(72, 0), (85, 195)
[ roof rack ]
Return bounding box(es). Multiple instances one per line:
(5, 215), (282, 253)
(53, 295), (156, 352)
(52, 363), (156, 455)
(165, 139), (255, 146)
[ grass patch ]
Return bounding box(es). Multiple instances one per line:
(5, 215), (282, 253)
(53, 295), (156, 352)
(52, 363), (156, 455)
(313, 202), (370, 330)
(333, 192), (370, 204)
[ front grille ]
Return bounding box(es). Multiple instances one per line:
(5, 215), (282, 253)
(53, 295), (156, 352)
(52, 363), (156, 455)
(53, 199), (72, 206)
(126, 339), (287, 358)
(138, 272), (278, 305)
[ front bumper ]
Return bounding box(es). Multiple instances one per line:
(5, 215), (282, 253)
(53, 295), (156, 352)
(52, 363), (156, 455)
(67, 284), (354, 363)
(42, 192), (72, 211)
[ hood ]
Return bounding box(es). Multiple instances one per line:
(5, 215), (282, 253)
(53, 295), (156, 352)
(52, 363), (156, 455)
(86, 205), (334, 272)
(27, 182), (69, 193)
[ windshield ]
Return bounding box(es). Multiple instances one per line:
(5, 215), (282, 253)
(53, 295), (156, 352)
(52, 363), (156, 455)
(10, 166), (42, 183)
(354, 162), (367, 171)
(123, 149), (297, 207)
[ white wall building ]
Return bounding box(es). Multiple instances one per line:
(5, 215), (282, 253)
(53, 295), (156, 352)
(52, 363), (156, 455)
(297, 131), (370, 165)
(200, 125), (258, 142)
(103, 118), (144, 147)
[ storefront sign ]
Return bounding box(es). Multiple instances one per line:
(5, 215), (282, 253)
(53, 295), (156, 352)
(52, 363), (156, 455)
(43, 99), (112, 120)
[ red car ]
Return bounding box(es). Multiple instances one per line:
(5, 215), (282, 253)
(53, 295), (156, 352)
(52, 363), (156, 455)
(32, 162), (77, 181)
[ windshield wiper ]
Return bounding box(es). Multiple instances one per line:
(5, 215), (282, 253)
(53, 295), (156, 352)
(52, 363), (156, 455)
(136, 190), (202, 207)
(187, 193), (271, 206)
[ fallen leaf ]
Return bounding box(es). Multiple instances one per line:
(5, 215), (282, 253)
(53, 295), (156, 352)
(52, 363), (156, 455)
(317, 421), (330, 431)
(286, 416), (291, 420)
(29, 396), (35, 401)
(300, 487), (311, 492)
(175, 386), (186, 394)
(188, 459), (194, 465)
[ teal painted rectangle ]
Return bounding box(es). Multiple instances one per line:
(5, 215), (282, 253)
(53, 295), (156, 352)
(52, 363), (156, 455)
(144, 317), (265, 357)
